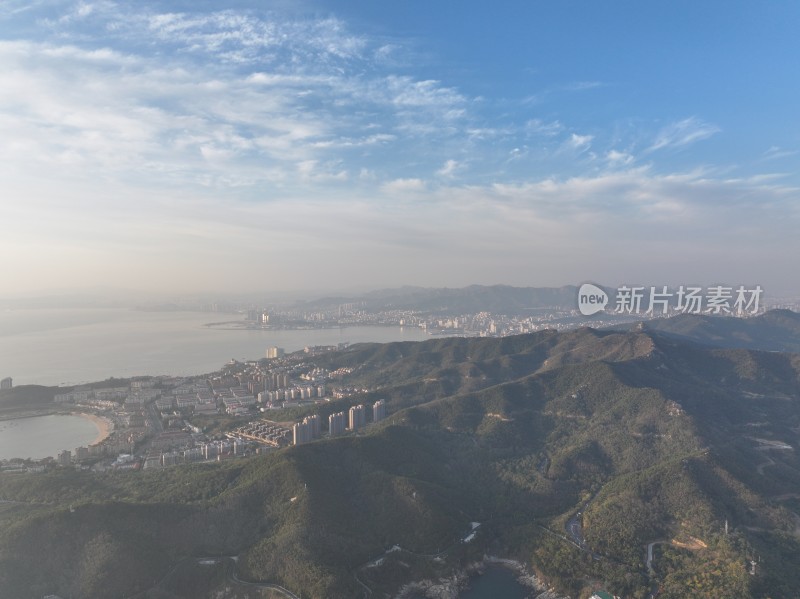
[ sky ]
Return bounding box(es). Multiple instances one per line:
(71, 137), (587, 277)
(1, 0), (799, 298)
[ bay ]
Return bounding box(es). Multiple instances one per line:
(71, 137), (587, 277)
(0, 414), (101, 461)
(408, 566), (531, 599)
(459, 566), (530, 598)
(0, 308), (428, 386)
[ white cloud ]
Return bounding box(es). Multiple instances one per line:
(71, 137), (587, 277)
(560, 81), (604, 92)
(526, 119), (562, 136)
(562, 133), (593, 153)
(296, 160), (348, 182)
(386, 77), (463, 107)
(606, 149), (634, 166)
(437, 159), (461, 178)
(1, 3), (797, 294)
(2, 159), (797, 293)
(762, 146), (797, 161)
(0, 4), (487, 197)
(139, 11), (368, 65)
(649, 117), (720, 152)
(508, 147), (528, 161)
(381, 178), (427, 193)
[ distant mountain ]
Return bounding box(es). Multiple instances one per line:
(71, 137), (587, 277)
(610, 309), (800, 353)
(2, 327), (800, 598)
(303, 283), (585, 313)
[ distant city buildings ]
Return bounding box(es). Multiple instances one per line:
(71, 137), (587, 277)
(266, 346), (285, 359)
(0, 377), (11, 390)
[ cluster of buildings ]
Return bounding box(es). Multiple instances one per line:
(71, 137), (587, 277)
(55, 386), (127, 404)
(227, 301), (586, 337)
(304, 399), (387, 445)
(233, 421), (293, 447)
(229, 399), (389, 450)
(260, 385), (326, 405)
(14, 344), (389, 473)
(154, 380), (216, 413)
(233, 302), (645, 338)
(207, 357), (331, 413)
(27, 443), (122, 471)
(142, 438), (252, 470)
(0, 377), (12, 390)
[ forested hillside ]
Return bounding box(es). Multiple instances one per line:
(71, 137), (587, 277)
(2, 326), (800, 598)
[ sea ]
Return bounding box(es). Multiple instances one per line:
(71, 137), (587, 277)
(0, 308), (428, 387)
(0, 414), (101, 461)
(407, 565), (531, 598)
(459, 566), (531, 598)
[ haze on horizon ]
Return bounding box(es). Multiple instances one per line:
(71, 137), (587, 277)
(1, 1), (799, 298)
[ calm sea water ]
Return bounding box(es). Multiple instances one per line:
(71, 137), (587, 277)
(0, 414), (100, 460)
(409, 566), (530, 599)
(459, 566), (530, 598)
(0, 308), (428, 386)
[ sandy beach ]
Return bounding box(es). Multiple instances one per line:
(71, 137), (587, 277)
(75, 412), (114, 445)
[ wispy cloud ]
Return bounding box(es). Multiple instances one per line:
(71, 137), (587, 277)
(605, 149), (634, 167)
(142, 11), (368, 65)
(649, 117), (720, 152)
(562, 133), (594, 153)
(0, 5), (471, 193)
(1, 2), (797, 294)
(381, 178), (426, 194)
(437, 159), (461, 178)
(558, 80), (604, 92)
(525, 119), (562, 137)
(761, 145), (797, 161)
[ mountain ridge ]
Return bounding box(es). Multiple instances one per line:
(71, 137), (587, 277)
(2, 322), (800, 598)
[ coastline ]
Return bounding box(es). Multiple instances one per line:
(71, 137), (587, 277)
(75, 412), (114, 445)
(0, 410), (57, 422)
(395, 555), (568, 599)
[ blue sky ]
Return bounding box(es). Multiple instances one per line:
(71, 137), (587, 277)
(1, 0), (799, 296)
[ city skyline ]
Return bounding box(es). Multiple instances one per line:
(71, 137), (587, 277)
(2, 1), (799, 296)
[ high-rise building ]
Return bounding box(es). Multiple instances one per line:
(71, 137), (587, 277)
(266, 347), (285, 359)
(329, 411), (346, 436)
(349, 404), (366, 431)
(304, 414), (321, 438)
(0, 377), (12, 390)
(373, 399), (386, 423)
(57, 449), (71, 466)
(293, 421), (312, 445)
(268, 372), (289, 388)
